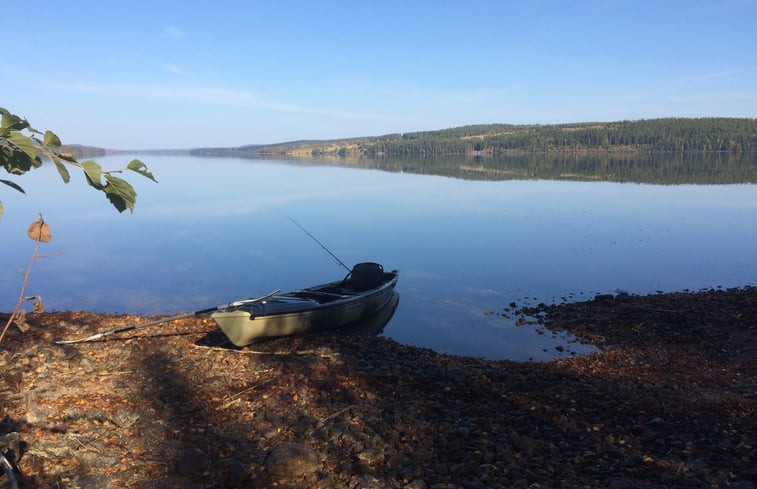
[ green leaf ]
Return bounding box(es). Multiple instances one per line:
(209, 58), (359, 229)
(1, 145), (34, 174)
(80, 160), (103, 189)
(0, 109), (29, 135)
(103, 174), (137, 213)
(52, 157), (71, 183)
(44, 130), (62, 148)
(0, 200), (3, 218)
(1, 179), (26, 193)
(7, 132), (42, 167)
(126, 159), (158, 182)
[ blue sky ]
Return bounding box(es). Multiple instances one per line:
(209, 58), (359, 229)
(2, 0), (756, 148)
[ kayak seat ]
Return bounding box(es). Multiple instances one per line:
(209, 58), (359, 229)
(344, 262), (384, 292)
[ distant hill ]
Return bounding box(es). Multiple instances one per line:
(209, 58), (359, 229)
(189, 118), (757, 158)
(58, 146), (191, 157)
(59, 144), (107, 158)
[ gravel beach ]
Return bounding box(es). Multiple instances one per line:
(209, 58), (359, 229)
(1, 286), (755, 488)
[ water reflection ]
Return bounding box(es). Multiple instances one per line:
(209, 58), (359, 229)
(226, 152), (756, 185)
(0, 155), (755, 360)
(337, 292), (400, 337)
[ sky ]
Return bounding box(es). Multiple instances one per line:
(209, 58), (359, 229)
(2, 0), (756, 149)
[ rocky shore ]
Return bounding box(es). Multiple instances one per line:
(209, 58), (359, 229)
(1, 286), (755, 488)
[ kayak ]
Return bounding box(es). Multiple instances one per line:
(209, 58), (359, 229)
(212, 263), (399, 346)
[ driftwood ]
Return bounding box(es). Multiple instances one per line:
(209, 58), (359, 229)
(191, 344), (340, 358)
(55, 290), (280, 345)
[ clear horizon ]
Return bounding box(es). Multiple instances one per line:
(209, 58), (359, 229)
(3, 1), (756, 148)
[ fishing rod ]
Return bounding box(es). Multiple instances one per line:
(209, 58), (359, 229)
(284, 213), (351, 273)
(54, 289), (280, 345)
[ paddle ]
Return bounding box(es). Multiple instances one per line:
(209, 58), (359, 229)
(54, 289), (281, 345)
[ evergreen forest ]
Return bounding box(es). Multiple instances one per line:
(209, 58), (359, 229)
(191, 118), (757, 158)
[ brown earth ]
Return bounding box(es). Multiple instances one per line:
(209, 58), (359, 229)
(1, 286), (755, 489)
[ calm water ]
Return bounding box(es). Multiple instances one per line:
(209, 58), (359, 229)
(1, 155), (755, 360)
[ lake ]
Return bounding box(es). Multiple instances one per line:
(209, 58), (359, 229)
(1, 154), (755, 360)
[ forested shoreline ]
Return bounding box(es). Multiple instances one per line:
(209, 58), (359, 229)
(190, 118), (757, 158)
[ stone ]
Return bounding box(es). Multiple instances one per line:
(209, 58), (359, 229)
(609, 477), (636, 489)
(174, 448), (210, 477)
(59, 474), (113, 489)
(729, 482), (757, 489)
(356, 448), (385, 466)
(0, 432), (21, 460)
(111, 408), (140, 429)
(264, 442), (320, 481)
(217, 458), (250, 486)
(405, 481), (428, 489)
(23, 396), (53, 425)
(513, 435), (536, 456)
(75, 450), (121, 469)
(2, 371), (22, 392)
(27, 438), (75, 459)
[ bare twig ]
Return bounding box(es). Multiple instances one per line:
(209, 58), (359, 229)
(0, 215), (64, 345)
(0, 239), (41, 344)
(0, 451), (18, 489)
(221, 378), (275, 409)
(70, 434), (100, 452)
(317, 405), (356, 427)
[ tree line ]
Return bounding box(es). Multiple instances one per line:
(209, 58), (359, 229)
(359, 118), (757, 155)
(191, 118), (757, 158)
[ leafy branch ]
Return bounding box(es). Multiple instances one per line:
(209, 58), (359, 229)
(0, 107), (157, 217)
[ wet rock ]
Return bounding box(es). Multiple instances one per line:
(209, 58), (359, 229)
(264, 442), (320, 481)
